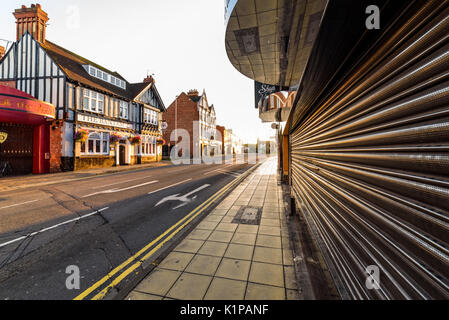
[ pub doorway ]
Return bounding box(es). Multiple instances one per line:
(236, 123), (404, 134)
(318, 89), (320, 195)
(119, 145), (126, 166)
(0, 123), (34, 176)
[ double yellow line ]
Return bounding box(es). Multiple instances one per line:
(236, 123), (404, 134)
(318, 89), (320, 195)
(74, 166), (254, 300)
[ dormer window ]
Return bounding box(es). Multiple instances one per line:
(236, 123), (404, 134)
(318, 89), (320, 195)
(84, 65), (126, 90)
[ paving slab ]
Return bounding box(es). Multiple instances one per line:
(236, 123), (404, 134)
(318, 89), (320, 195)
(125, 158), (302, 300)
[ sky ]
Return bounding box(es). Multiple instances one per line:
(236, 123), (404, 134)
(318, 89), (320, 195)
(0, 0), (276, 143)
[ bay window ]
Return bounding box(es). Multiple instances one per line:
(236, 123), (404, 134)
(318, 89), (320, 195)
(141, 136), (156, 155)
(81, 131), (110, 155)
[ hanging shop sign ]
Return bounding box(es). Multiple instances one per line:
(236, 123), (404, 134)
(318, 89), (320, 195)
(0, 132), (8, 144)
(254, 81), (289, 109)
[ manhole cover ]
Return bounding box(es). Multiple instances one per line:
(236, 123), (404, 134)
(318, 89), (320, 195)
(232, 206), (262, 225)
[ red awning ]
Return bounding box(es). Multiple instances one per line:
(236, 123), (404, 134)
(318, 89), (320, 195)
(0, 85), (55, 125)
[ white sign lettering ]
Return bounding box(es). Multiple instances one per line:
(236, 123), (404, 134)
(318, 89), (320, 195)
(77, 114), (133, 129)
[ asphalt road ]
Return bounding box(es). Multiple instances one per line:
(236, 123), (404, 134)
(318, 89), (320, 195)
(0, 160), (255, 300)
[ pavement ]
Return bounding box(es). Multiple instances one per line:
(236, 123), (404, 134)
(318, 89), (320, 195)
(126, 157), (302, 300)
(0, 158), (256, 300)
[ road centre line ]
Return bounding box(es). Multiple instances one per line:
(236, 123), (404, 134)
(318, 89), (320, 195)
(82, 180), (158, 198)
(86, 175), (157, 189)
(0, 199), (39, 211)
(0, 207), (109, 248)
(147, 179), (193, 195)
(74, 166), (253, 300)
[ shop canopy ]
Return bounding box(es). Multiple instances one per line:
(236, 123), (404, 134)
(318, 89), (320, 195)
(0, 85), (55, 125)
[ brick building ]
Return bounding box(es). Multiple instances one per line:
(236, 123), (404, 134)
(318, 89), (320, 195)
(216, 125), (226, 155)
(0, 4), (165, 174)
(163, 89), (221, 159)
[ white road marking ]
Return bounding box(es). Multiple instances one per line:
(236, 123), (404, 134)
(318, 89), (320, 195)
(203, 168), (223, 175)
(87, 175), (155, 189)
(155, 184), (211, 210)
(0, 199), (39, 211)
(0, 207), (109, 248)
(82, 180), (158, 198)
(217, 170), (241, 177)
(147, 179), (193, 195)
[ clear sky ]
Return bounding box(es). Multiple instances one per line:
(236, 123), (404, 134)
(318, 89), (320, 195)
(0, 0), (276, 143)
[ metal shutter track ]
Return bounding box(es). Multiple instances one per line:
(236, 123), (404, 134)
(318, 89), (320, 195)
(290, 2), (449, 299)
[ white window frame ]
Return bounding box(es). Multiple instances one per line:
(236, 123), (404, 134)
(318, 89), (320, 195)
(144, 109), (151, 123)
(120, 101), (129, 119)
(86, 65), (126, 90)
(141, 136), (153, 156)
(80, 131), (110, 155)
(83, 89), (104, 114)
(144, 109), (159, 125)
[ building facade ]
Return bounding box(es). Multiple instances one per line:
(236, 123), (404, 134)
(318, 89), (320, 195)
(216, 125), (225, 155)
(223, 128), (243, 155)
(163, 89), (221, 159)
(0, 4), (165, 174)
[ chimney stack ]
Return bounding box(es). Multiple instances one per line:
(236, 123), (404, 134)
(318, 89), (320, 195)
(188, 89), (199, 97)
(0, 46), (5, 60)
(13, 3), (49, 44)
(143, 75), (155, 84)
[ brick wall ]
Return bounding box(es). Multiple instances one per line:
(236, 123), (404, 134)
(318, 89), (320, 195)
(163, 92), (199, 157)
(75, 156), (115, 170)
(216, 125), (225, 154)
(49, 120), (63, 173)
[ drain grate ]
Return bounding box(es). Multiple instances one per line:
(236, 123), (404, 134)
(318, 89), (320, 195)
(232, 206), (262, 225)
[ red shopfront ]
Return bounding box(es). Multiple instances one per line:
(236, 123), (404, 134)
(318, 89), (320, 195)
(0, 85), (55, 175)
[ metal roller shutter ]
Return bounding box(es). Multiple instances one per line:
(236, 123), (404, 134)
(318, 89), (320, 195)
(289, 1), (449, 299)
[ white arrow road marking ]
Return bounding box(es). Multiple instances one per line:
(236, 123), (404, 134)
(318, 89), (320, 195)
(217, 169), (241, 177)
(0, 207), (109, 248)
(82, 180), (158, 198)
(203, 168), (223, 175)
(147, 178), (192, 195)
(155, 184), (211, 210)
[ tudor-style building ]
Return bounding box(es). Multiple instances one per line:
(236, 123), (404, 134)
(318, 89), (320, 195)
(130, 76), (165, 165)
(0, 4), (165, 174)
